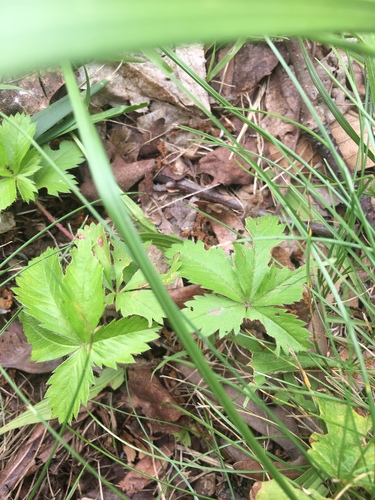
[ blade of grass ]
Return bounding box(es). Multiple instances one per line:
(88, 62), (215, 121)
(3, 1), (375, 77)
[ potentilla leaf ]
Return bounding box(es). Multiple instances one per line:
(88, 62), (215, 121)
(16, 174), (38, 202)
(184, 294), (245, 337)
(308, 400), (375, 487)
(19, 148), (43, 175)
(246, 307), (312, 354)
(116, 289), (165, 326)
(0, 113), (36, 173)
(63, 237), (105, 339)
(78, 223), (114, 290)
(45, 348), (94, 423)
(34, 141), (84, 196)
(165, 240), (243, 302)
(245, 215), (286, 251)
(15, 248), (82, 341)
(91, 316), (160, 367)
(238, 215), (286, 299)
(21, 313), (80, 361)
(0, 177), (16, 210)
(252, 265), (307, 306)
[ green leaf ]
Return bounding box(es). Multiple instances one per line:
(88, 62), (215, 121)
(111, 237), (133, 290)
(252, 265), (307, 306)
(16, 174), (38, 202)
(34, 141), (84, 195)
(21, 313), (80, 361)
(45, 348), (94, 423)
(78, 223), (114, 290)
(246, 307), (312, 354)
(15, 248), (81, 340)
(91, 316), (159, 367)
(0, 177), (17, 210)
(116, 289), (165, 326)
(252, 480), (325, 500)
(0, 113), (36, 173)
(184, 294), (245, 337)
(308, 400), (375, 487)
(63, 237), (105, 339)
(166, 240), (243, 302)
(241, 215), (286, 299)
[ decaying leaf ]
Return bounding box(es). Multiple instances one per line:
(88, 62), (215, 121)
(0, 318), (61, 373)
(118, 440), (174, 494)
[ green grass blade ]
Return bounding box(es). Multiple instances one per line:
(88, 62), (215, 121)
(3, 1), (375, 77)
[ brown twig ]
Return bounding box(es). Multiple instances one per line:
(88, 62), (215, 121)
(34, 199), (74, 241)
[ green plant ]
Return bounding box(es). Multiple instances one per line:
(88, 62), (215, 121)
(166, 215), (311, 354)
(3, 2), (375, 499)
(14, 224), (160, 423)
(0, 113), (84, 211)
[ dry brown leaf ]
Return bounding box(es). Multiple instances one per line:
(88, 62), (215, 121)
(81, 157), (156, 200)
(127, 368), (183, 434)
(0, 424), (46, 498)
(0, 70), (64, 116)
(0, 288), (13, 312)
(330, 110), (374, 170)
(118, 441), (174, 494)
(0, 318), (61, 373)
(234, 455), (307, 481)
(198, 143), (254, 186)
(214, 43), (283, 100)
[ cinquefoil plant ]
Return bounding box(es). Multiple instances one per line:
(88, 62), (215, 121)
(14, 231), (159, 423)
(0, 112), (84, 210)
(166, 215), (311, 354)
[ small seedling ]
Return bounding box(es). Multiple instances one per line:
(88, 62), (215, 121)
(14, 229), (160, 423)
(166, 215), (311, 355)
(0, 112), (84, 211)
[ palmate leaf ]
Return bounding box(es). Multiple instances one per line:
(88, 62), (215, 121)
(172, 216), (311, 353)
(15, 238), (159, 423)
(0, 113), (36, 173)
(308, 400), (375, 487)
(165, 240), (242, 302)
(34, 141), (84, 195)
(116, 289), (165, 326)
(0, 177), (17, 210)
(45, 348), (95, 422)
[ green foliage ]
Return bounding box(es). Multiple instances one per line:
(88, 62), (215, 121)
(14, 233), (159, 423)
(166, 215), (311, 355)
(308, 399), (375, 491)
(0, 113), (84, 210)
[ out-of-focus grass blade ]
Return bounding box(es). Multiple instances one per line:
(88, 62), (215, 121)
(37, 103), (147, 144)
(2, 1), (375, 77)
(31, 79), (109, 140)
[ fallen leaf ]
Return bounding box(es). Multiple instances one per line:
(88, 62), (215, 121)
(118, 440), (174, 494)
(0, 318), (61, 373)
(0, 288), (13, 312)
(0, 424), (46, 497)
(198, 142), (254, 186)
(81, 157), (156, 200)
(127, 368), (183, 434)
